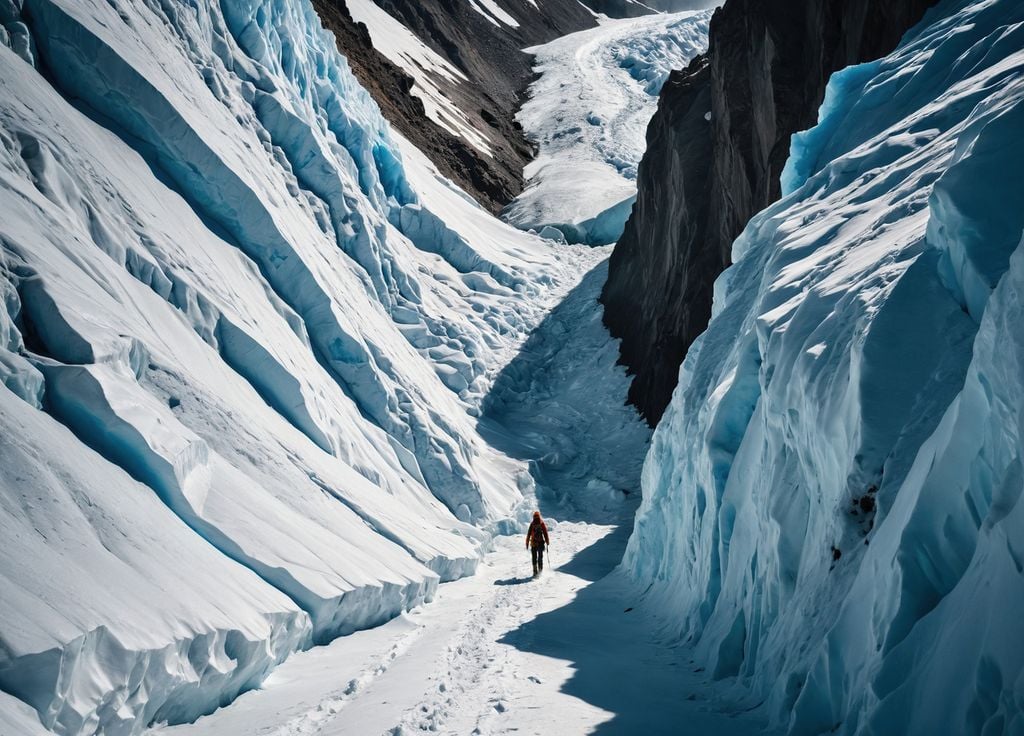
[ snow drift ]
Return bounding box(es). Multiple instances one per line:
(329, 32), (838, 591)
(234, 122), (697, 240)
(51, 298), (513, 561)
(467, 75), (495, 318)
(0, 0), (586, 732)
(624, 0), (1024, 732)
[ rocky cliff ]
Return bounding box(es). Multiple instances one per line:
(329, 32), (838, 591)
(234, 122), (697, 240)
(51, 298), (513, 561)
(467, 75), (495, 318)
(313, 0), (601, 213)
(602, 0), (938, 424)
(310, 0), (524, 213)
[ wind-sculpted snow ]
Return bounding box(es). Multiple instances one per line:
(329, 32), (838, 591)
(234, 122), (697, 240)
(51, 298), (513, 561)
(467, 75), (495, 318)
(625, 0), (1024, 732)
(503, 11), (710, 245)
(0, 0), (590, 732)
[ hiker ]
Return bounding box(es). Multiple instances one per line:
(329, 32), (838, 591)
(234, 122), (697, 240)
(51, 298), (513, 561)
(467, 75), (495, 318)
(525, 511), (550, 577)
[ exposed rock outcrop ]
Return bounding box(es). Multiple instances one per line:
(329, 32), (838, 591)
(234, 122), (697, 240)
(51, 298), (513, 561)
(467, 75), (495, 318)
(313, 0), (601, 213)
(602, 0), (938, 424)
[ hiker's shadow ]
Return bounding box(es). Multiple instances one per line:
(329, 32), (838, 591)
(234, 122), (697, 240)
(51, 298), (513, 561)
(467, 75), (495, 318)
(493, 576), (534, 586)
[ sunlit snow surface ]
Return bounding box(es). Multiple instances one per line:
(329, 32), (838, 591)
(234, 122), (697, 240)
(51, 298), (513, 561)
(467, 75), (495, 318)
(503, 11), (710, 244)
(0, 0), (595, 733)
(625, 0), (1024, 733)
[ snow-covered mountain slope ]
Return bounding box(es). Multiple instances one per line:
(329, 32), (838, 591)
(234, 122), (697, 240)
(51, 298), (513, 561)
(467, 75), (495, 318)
(0, 0), (594, 733)
(503, 11), (710, 245)
(310, 0), (602, 214)
(346, 0), (490, 154)
(624, 0), (1024, 732)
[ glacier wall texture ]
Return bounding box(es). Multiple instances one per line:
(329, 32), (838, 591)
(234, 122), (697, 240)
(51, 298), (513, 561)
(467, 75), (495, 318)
(0, 0), (585, 732)
(624, 0), (1024, 733)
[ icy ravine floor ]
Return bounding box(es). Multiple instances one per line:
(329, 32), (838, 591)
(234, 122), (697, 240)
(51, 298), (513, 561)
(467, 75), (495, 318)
(157, 521), (769, 736)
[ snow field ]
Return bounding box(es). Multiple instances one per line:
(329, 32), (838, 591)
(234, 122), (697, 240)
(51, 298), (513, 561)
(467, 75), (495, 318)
(503, 10), (711, 244)
(624, 0), (1024, 733)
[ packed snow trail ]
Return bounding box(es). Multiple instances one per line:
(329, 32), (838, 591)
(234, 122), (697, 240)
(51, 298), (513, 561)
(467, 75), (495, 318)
(503, 11), (710, 244)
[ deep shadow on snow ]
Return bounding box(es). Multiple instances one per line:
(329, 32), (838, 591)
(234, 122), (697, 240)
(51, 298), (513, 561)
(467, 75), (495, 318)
(499, 528), (773, 735)
(478, 260), (652, 523)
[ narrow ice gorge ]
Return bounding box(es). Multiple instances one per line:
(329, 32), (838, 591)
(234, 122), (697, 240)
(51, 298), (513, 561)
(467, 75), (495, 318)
(624, 0), (1024, 732)
(0, 0), (594, 732)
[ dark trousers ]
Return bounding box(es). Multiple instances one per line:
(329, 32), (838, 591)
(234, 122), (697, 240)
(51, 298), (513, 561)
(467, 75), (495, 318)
(531, 545), (545, 574)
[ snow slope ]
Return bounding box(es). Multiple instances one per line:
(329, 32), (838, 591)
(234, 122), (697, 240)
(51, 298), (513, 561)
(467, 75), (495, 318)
(0, 0), (594, 732)
(624, 0), (1024, 732)
(503, 11), (710, 244)
(345, 0), (494, 155)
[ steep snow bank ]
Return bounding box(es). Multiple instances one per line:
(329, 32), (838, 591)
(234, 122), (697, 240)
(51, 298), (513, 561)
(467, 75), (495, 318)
(624, 0), (1024, 732)
(503, 11), (710, 245)
(0, 0), (591, 732)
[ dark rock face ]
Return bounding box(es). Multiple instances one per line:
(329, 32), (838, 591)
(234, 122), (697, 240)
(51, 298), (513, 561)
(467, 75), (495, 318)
(603, 57), (713, 424)
(602, 0), (938, 425)
(313, 0), (600, 213)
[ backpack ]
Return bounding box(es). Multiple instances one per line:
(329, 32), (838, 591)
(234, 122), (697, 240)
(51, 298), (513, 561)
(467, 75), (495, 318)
(528, 520), (547, 548)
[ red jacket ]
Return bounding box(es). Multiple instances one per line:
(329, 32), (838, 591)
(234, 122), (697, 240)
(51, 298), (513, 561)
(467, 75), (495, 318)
(526, 519), (549, 549)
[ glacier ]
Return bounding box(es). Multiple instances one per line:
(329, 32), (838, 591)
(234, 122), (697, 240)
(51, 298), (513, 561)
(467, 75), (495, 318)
(502, 10), (711, 245)
(623, 0), (1024, 733)
(0, 0), (597, 732)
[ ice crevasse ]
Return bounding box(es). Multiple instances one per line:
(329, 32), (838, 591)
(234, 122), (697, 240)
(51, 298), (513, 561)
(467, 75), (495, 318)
(0, 0), (584, 733)
(624, 0), (1024, 733)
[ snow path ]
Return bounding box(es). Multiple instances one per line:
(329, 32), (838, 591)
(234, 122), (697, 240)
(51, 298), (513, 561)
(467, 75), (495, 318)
(154, 261), (772, 735)
(502, 12), (710, 244)
(158, 522), (769, 736)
